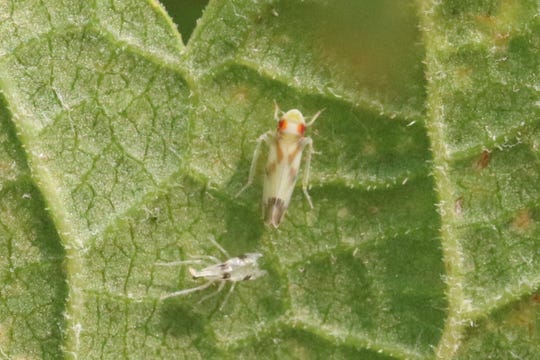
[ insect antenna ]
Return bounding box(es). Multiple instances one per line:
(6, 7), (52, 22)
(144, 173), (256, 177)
(208, 236), (230, 258)
(273, 100), (283, 121)
(306, 108), (325, 127)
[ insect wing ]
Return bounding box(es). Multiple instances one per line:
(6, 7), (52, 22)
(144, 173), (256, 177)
(263, 138), (304, 226)
(226, 253), (266, 281)
(191, 262), (232, 281)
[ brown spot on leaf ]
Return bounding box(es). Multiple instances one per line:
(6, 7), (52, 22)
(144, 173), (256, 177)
(511, 209), (534, 233)
(475, 150), (491, 170)
(368, 206), (380, 215)
(232, 86), (249, 102)
(455, 197), (464, 216)
(494, 31), (510, 47)
(503, 292), (540, 338)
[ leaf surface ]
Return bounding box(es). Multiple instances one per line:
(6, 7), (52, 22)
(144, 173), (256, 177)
(0, 0), (538, 358)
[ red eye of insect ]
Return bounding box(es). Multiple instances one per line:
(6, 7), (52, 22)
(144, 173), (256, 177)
(278, 119), (287, 130)
(297, 123), (306, 134)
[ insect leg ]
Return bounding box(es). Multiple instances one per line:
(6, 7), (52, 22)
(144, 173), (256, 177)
(219, 282), (236, 311)
(273, 100), (281, 121)
(197, 280), (226, 304)
(189, 255), (222, 264)
(160, 280), (214, 300)
(301, 137), (314, 209)
(155, 253), (222, 267)
(155, 259), (207, 267)
(236, 131), (273, 197)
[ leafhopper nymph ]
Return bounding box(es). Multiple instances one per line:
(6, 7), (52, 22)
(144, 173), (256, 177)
(156, 238), (266, 310)
(237, 104), (323, 227)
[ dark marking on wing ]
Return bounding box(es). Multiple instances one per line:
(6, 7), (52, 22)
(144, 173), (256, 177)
(238, 254), (248, 260)
(266, 161), (277, 175)
(264, 197), (287, 227)
(222, 272), (231, 280)
(276, 138), (284, 162)
(243, 275), (252, 281)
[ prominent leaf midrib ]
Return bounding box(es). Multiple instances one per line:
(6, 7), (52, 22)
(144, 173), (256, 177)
(421, 10), (538, 353)
(414, 5), (540, 359)
(427, 125), (466, 359)
(1, 103), (84, 356)
(417, 2), (467, 359)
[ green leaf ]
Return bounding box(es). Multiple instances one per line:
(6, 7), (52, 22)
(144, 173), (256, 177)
(0, 0), (538, 358)
(419, 0), (540, 358)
